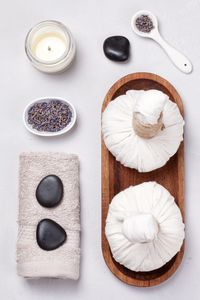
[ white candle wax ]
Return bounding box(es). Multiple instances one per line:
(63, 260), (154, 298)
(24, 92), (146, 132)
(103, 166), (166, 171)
(25, 21), (76, 73)
(33, 32), (69, 62)
(33, 33), (68, 62)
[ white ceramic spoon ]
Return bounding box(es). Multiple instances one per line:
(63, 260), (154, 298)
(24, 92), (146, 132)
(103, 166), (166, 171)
(131, 10), (193, 74)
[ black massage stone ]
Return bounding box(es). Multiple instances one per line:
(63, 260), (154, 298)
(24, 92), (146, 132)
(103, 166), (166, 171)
(36, 219), (67, 251)
(36, 175), (63, 208)
(103, 36), (130, 62)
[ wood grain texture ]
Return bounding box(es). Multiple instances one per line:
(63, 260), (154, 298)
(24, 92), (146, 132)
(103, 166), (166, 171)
(101, 72), (184, 287)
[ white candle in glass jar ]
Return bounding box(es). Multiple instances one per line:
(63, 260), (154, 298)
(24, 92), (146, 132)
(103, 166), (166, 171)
(25, 21), (76, 73)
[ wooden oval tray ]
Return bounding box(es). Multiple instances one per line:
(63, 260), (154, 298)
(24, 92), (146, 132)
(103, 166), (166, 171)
(101, 72), (184, 287)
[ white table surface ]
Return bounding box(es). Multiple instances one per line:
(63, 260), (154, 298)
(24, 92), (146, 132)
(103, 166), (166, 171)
(0, 0), (199, 299)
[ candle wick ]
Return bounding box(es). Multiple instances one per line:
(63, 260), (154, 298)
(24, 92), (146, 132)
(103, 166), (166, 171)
(48, 46), (51, 51)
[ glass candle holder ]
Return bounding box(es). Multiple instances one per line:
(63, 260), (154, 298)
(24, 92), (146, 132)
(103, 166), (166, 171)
(25, 20), (76, 73)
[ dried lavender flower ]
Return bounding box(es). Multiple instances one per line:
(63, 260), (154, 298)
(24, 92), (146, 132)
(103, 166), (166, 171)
(27, 100), (72, 132)
(135, 14), (154, 33)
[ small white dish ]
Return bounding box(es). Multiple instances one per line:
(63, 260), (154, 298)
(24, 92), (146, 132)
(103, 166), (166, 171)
(23, 97), (77, 137)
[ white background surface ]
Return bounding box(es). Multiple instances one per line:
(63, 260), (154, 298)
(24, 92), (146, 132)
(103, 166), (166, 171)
(0, 0), (199, 299)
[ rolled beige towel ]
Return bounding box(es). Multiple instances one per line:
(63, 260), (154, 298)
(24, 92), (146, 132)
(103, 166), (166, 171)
(17, 152), (80, 279)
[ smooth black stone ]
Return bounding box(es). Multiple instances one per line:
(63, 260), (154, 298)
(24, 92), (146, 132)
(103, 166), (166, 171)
(36, 219), (67, 251)
(36, 175), (63, 208)
(103, 36), (130, 62)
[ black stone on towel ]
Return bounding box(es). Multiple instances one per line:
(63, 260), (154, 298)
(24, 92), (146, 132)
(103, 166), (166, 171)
(36, 175), (63, 208)
(36, 219), (67, 251)
(103, 36), (130, 62)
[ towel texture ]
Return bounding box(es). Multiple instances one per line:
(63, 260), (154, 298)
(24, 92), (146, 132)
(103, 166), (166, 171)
(17, 152), (80, 279)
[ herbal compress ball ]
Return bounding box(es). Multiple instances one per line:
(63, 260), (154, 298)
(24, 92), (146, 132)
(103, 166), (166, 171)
(105, 182), (185, 272)
(102, 89), (184, 172)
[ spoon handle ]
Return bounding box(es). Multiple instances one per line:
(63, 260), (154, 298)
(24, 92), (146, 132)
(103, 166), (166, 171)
(153, 33), (192, 74)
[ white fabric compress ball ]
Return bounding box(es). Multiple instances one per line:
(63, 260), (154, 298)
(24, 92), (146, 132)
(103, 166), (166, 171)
(102, 89), (184, 172)
(105, 182), (185, 272)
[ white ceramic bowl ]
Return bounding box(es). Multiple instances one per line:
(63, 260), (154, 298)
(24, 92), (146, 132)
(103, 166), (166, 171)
(23, 97), (77, 137)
